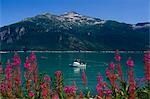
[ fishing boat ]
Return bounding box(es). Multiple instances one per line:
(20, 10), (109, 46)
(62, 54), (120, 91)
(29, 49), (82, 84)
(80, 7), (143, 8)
(70, 59), (86, 67)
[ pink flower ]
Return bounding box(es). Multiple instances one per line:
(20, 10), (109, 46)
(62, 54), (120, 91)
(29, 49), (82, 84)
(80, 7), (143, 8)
(114, 50), (121, 62)
(126, 57), (134, 67)
(12, 53), (21, 66)
(5, 62), (13, 79)
(128, 80), (136, 99)
(28, 91), (34, 97)
(52, 93), (59, 99)
(96, 82), (106, 97)
(104, 89), (112, 95)
(141, 77), (145, 81)
(97, 73), (103, 83)
(115, 55), (121, 62)
(24, 53), (39, 92)
(96, 83), (103, 92)
(106, 67), (110, 77)
(24, 57), (32, 70)
(30, 52), (36, 61)
(40, 81), (50, 98)
(116, 63), (123, 80)
(41, 89), (49, 97)
(144, 51), (150, 62)
(64, 85), (77, 95)
(109, 62), (115, 70)
(44, 75), (51, 82)
(54, 70), (63, 92)
(106, 64), (117, 89)
(24, 63), (31, 69)
(79, 91), (84, 98)
(128, 69), (134, 82)
(128, 66), (136, 99)
(144, 51), (150, 81)
(96, 72), (106, 98)
(40, 82), (48, 89)
(55, 71), (62, 77)
(0, 83), (6, 92)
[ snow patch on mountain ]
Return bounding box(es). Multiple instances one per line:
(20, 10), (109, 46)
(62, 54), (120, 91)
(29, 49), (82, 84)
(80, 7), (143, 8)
(132, 22), (150, 29)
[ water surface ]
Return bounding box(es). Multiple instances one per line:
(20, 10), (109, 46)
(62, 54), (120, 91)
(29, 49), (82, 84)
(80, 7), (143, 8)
(1, 52), (145, 93)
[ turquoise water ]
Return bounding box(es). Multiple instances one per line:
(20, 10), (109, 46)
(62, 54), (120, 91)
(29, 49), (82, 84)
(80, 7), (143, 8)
(1, 52), (145, 93)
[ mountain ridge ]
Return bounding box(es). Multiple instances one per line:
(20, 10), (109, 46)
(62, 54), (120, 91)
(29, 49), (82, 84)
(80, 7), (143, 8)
(0, 11), (149, 51)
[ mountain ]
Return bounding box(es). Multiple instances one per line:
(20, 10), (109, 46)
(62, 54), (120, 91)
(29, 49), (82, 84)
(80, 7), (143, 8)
(0, 11), (149, 51)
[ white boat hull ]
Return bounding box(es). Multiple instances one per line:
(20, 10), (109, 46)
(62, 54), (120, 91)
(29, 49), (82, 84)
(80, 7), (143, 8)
(72, 62), (86, 67)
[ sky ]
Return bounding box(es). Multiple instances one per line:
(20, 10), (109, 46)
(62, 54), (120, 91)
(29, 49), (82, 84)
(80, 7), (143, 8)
(0, 0), (149, 27)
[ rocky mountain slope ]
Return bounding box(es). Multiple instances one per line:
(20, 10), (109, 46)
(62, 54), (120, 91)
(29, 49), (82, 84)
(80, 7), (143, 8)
(0, 11), (149, 51)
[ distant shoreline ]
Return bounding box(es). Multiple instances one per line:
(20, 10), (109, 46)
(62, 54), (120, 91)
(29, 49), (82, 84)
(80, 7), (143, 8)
(0, 50), (148, 54)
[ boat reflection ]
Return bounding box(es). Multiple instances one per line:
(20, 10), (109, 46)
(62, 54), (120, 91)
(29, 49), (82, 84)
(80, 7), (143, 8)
(73, 68), (80, 73)
(73, 66), (86, 74)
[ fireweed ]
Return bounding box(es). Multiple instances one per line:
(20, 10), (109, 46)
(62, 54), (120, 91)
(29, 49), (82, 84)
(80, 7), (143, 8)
(24, 52), (40, 98)
(12, 52), (22, 97)
(4, 60), (14, 98)
(144, 51), (150, 82)
(114, 50), (123, 81)
(0, 63), (2, 84)
(126, 57), (136, 99)
(106, 62), (118, 91)
(96, 86), (112, 99)
(0, 53), (22, 98)
(0, 51), (149, 98)
(40, 74), (51, 99)
(64, 85), (77, 97)
(142, 51), (150, 98)
(54, 70), (64, 98)
(96, 73), (107, 99)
